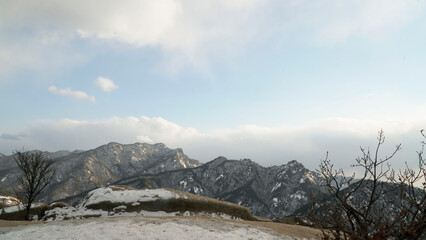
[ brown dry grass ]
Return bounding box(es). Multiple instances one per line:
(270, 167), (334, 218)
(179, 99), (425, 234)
(243, 220), (321, 238)
(0, 219), (42, 227)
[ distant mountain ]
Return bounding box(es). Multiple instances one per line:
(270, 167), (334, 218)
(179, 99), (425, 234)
(1, 143), (422, 224)
(0, 142), (201, 202)
(0, 143), (324, 219)
(114, 157), (324, 219)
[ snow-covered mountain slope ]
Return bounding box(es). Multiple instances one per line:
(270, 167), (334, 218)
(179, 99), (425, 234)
(0, 143), (201, 202)
(115, 157), (323, 219)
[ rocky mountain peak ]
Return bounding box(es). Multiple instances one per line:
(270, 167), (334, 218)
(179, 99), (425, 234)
(286, 160), (305, 168)
(0, 142), (201, 203)
(238, 158), (261, 168)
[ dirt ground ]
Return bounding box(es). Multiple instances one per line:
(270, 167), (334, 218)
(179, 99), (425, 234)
(0, 220), (41, 227)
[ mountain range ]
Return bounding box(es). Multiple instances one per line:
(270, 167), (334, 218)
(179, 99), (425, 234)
(0, 142), (322, 219)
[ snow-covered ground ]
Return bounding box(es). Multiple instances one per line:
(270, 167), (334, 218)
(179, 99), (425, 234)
(0, 216), (306, 240)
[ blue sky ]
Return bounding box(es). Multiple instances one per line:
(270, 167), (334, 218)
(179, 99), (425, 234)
(1, 0), (426, 172)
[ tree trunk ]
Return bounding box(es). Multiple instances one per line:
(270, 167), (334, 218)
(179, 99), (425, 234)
(24, 203), (31, 220)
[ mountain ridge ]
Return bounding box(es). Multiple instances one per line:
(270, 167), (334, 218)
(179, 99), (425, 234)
(113, 156), (323, 219)
(0, 142), (201, 203)
(0, 142), (322, 219)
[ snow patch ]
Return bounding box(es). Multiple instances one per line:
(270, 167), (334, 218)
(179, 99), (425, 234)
(290, 190), (307, 201)
(271, 182), (282, 192)
(192, 187), (203, 194)
(272, 198), (280, 207)
(113, 205), (127, 211)
(43, 206), (243, 222)
(2, 203), (43, 213)
(216, 173), (224, 181)
(179, 180), (187, 188)
(78, 187), (181, 208)
(43, 206), (183, 221)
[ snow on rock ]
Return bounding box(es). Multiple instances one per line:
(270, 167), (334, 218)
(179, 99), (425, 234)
(271, 182), (282, 192)
(179, 180), (187, 188)
(192, 186), (203, 194)
(78, 187), (182, 208)
(289, 190), (307, 201)
(2, 216), (294, 240)
(272, 198), (280, 207)
(216, 173), (224, 181)
(43, 205), (243, 222)
(42, 205), (185, 221)
(42, 186), (248, 221)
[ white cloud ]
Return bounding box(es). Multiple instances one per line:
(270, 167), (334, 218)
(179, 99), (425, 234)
(1, 116), (423, 171)
(0, 0), (424, 76)
(96, 76), (118, 92)
(48, 86), (95, 102)
(0, 32), (87, 79)
(308, 0), (425, 44)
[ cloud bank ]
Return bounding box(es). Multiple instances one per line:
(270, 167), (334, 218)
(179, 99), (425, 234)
(0, 116), (423, 171)
(0, 0), (424, 76)
(48, 86), (95, 102)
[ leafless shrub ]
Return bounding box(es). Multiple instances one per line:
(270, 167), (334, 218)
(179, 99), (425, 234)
(14, 150), (55, 220)
(310, 130), (425, 240)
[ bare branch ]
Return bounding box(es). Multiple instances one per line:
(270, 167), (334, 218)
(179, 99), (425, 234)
(310, 130), (425, 240)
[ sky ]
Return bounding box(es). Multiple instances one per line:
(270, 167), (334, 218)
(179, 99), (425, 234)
(1, 0), (426, 173)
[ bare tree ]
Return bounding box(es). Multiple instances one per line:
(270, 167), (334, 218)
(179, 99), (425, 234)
(14, 150), (55, 220)
(310, 130), (425, 240)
